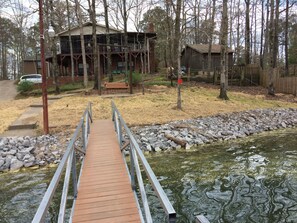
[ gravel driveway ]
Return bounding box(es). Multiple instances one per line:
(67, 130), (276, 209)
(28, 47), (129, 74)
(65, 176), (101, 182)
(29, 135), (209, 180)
(0, 80), (17, 101)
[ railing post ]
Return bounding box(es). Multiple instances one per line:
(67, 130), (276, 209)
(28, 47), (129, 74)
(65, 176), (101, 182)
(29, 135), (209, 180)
(58, 151), (74, 223)
(82, 117), (86, 151)
(112, 103), (115, 122)
(129, 144), (136, 191)
(89, 102), (92, 120)
(117, 116), (123, 148)
(87, 112), (91, 134)
(71, 149), (78, 198)
(85, 115), (88, 146)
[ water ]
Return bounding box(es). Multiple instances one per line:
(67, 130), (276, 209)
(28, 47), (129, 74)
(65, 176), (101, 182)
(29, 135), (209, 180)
(0, 167), (65, 223)
(0, 129), (297, 223)
(146, 128), (297, 223)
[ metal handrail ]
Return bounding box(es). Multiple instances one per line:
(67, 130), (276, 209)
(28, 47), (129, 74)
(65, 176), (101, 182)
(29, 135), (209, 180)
(111, 101), (176, 223)
(32, 102), (93, 223)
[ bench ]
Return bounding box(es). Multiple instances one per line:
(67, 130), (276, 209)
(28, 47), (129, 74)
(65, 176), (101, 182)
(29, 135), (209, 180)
(104, 82), (129, 91)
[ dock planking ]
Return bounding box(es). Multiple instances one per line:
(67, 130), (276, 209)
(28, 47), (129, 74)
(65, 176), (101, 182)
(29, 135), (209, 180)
(72, 120), (141, 223)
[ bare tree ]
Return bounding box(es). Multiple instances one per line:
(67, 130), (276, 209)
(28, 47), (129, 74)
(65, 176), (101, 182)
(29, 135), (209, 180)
(103, 0), (113, 82)
(66, 0), (75, 82)
(172, 0), (183, 109)
(49, 0), (60, 94)
(244, 0), (250, 65)
(207, 0), (216, 77)
(267, 0), (278, 96)
(219, 0), (229, 100)
(74, 0), (88, 88)
(87, 0), (99, 92)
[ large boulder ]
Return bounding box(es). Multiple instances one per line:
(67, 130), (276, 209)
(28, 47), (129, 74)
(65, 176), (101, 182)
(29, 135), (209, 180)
(10, 158), (24, 171)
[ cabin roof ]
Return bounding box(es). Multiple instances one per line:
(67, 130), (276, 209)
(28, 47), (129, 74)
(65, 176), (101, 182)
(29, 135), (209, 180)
(56, 22), (121, 36)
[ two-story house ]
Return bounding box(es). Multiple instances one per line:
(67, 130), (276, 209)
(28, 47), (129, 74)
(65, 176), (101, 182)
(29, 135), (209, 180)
(49, 22), (156, 78)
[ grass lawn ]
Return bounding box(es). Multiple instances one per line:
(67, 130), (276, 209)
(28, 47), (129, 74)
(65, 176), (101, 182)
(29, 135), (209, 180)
(43, 85), (297, 133)
(1, 84), (296, 134)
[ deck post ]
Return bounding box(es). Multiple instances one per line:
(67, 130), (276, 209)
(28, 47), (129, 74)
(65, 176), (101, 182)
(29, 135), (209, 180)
(118, 116), (123, 147)
(82, 117), (86, 151)
(58, 151), (73, 223)
(130, 144), (136, 190)
(85, 116), (88, 145)
(71, 149), (78, 198)
(89, 102), (92, 120)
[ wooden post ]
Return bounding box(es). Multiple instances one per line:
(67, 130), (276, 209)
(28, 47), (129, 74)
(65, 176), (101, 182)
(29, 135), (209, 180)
(98, 45), (101, 95)
(187, 68), (190, 82)
(129, 48), (133, 94)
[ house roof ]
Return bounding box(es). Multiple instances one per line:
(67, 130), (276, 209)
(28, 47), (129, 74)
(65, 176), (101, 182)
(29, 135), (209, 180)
(186, 44), (233, 54)
(57, 22), (121, 37)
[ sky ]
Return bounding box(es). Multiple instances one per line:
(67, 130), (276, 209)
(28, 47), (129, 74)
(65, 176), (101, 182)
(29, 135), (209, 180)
(1, 0), (142, 32)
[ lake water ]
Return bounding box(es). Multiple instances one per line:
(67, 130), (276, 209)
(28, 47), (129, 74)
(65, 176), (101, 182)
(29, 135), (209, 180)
(0, 128), (297, 222)
(146, 128), (297, 222)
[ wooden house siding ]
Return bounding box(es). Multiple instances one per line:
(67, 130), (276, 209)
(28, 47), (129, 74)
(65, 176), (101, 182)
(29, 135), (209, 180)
(181, 45), (233, 71)
(52, 23), (157, 76)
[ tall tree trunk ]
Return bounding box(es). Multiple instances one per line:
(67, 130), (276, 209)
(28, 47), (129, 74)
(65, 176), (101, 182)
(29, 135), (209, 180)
(273, 0), (279, 69)
(219, 0), (229, 100)
(87, 0), (99, 91)
(285, 0), (289, 75)
(245, 0), (250, 65)
(173, 0), (182, 109)
(260, 0), (265, 68)
(236, 0), (241, 64)
(123, 0), (128, 79)
(75, 0), (88, 88)
(66, 0), (75, 82)
(268, 0), (275, 95)
(103, 0), (112, 82)
(49, 0), (60, 94)
(165, 0), (173, 67)
(253, 0), (257, 63)
(263, 0), (270, 69)
(2, 44), (7, 80)
(207, 0), (216, 77)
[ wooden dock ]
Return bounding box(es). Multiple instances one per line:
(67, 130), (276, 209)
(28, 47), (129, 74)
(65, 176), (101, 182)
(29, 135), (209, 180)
(72, 120), (141, 223)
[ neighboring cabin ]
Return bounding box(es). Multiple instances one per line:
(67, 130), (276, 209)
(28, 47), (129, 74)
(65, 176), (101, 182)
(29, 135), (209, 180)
(23, 56), (50, 76)
(181, 44), (234, 73)
(46, 22), (156, 78)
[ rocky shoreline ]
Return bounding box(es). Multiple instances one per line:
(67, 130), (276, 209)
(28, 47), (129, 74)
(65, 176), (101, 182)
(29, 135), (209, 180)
(131, 108), (297, 152)
(1, 108), (297, 172)
(0, 132), (81, 172)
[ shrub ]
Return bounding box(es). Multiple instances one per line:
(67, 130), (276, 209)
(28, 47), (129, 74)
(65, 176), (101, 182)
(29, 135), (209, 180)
(132, 72), (142, 85)
(144, 80), (176, 87)
(125, 72), (142, 86)
(17, 81), (34, 94)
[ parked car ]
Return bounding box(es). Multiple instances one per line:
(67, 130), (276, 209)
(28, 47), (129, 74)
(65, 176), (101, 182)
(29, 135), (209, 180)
(19, 74), (42, 84)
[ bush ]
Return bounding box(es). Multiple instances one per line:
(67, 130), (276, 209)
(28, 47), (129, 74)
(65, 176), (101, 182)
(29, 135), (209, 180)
(125, 72), (142, 86)
(144, 80), (176, 87)
(132, 72), (142, 85)
(17, 81), (34, 94)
